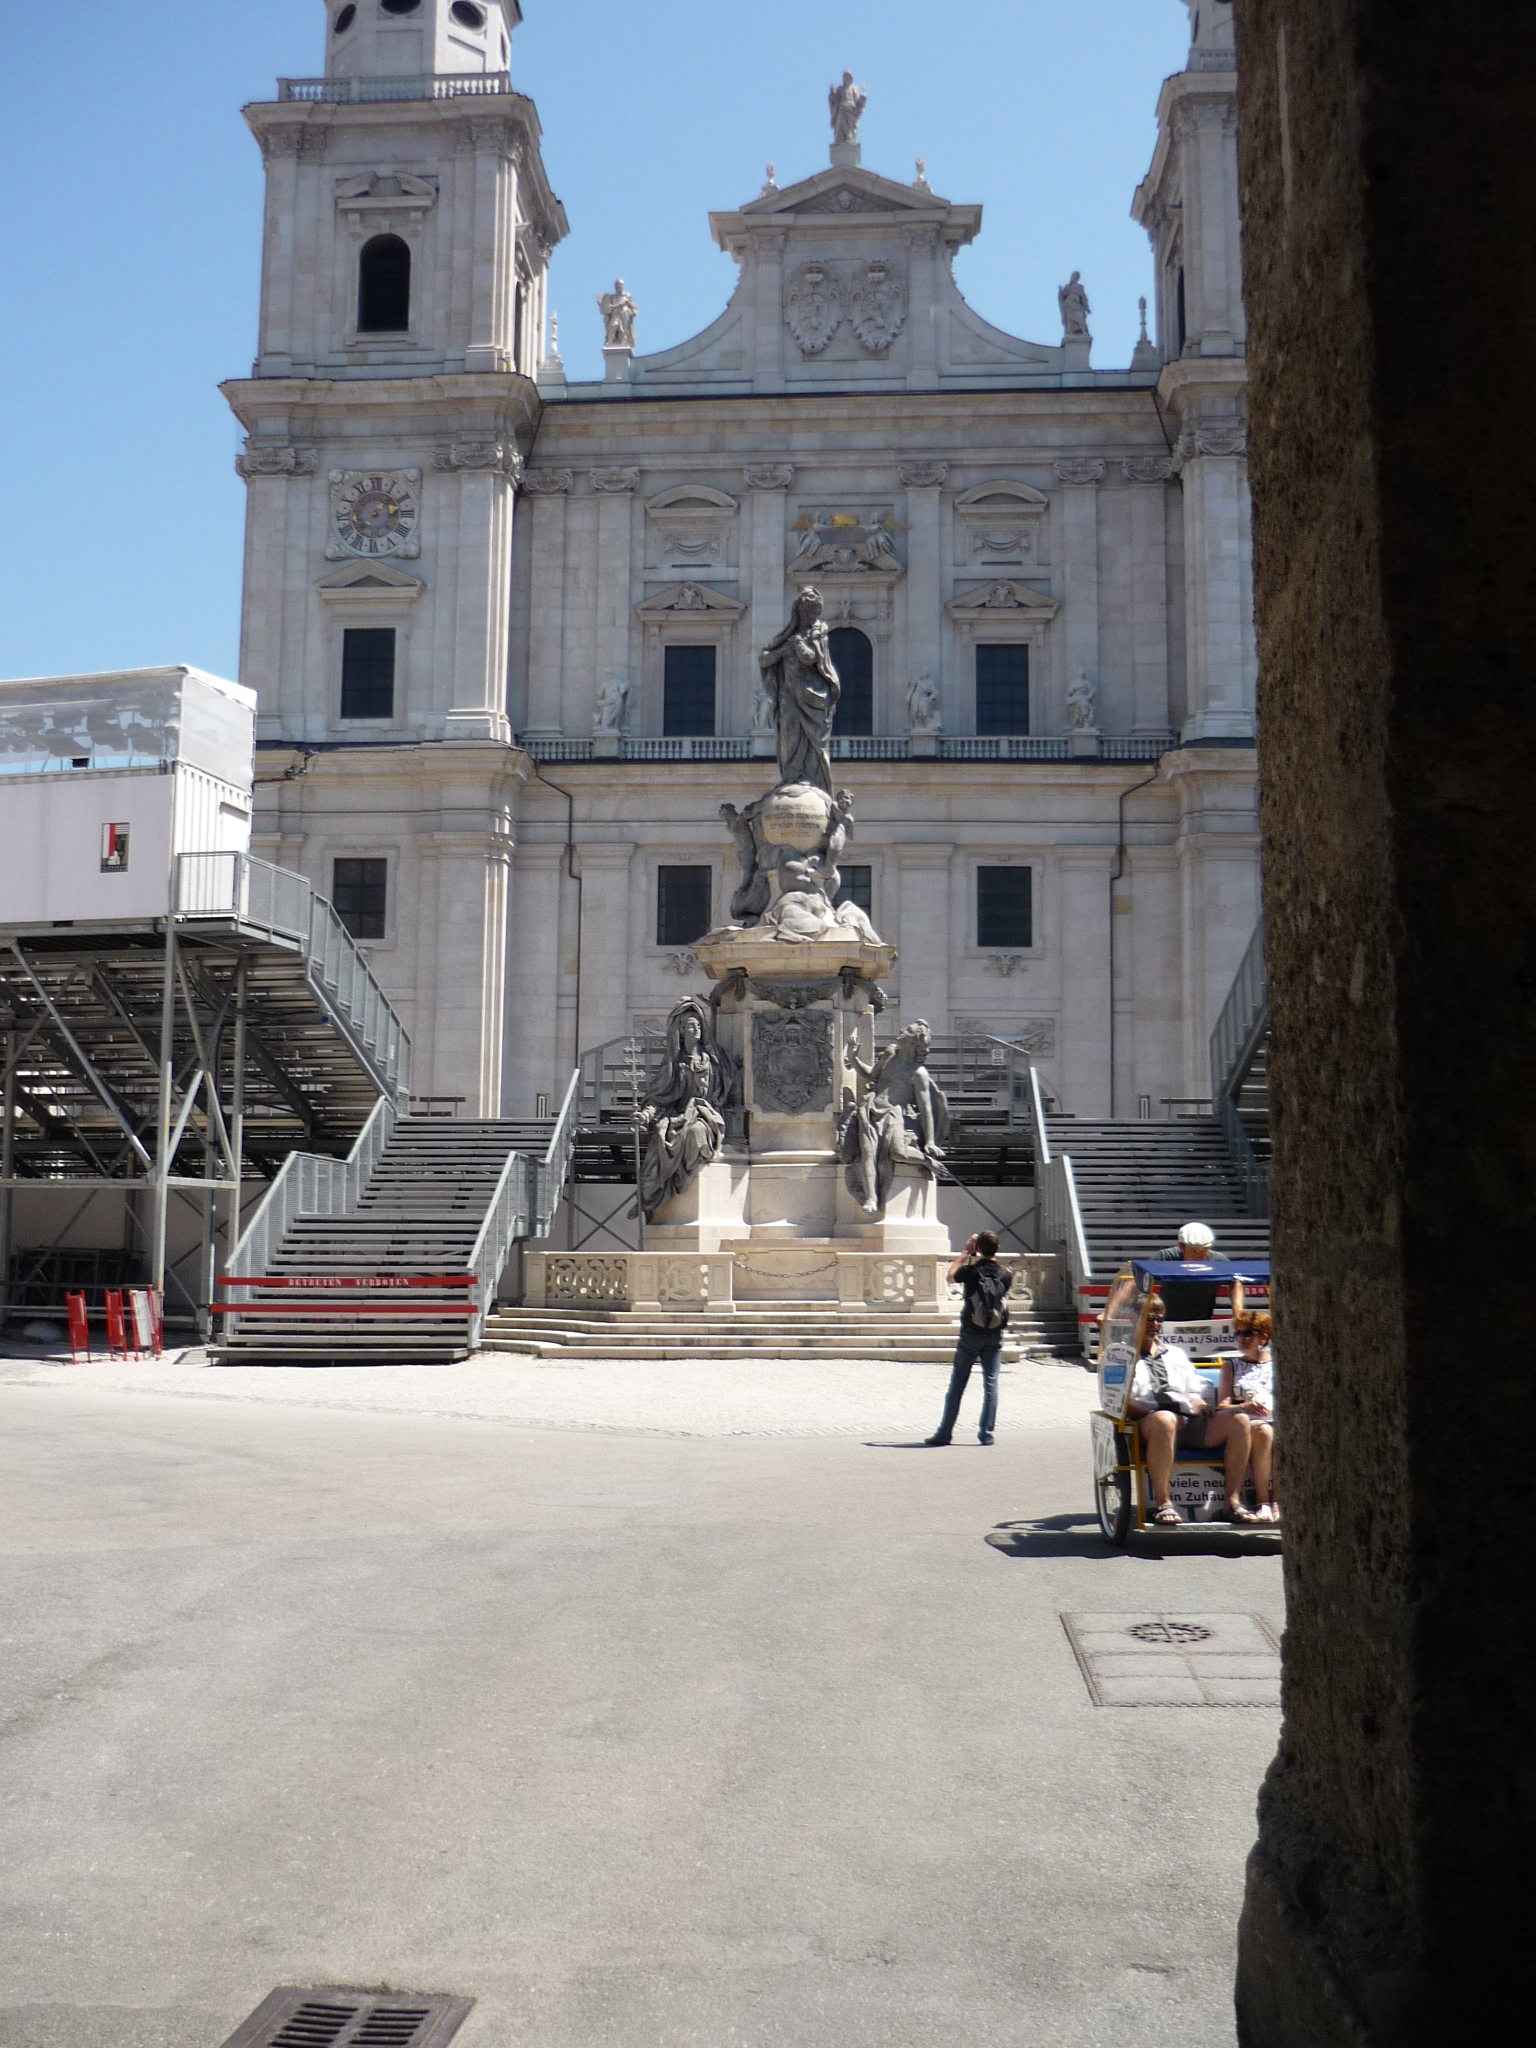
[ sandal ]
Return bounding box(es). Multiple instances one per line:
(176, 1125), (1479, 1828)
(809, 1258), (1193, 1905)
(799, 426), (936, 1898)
(1225, 1503), (1259, 1524)
(1153, 1502), (1182, 1527)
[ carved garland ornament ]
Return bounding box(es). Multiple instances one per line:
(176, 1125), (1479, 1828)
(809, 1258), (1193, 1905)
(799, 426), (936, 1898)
(236, 444), (319, 480)
(521, 469), (573, 496)
(433, 439), (524, 481)
(848, 259), (907, 352)
(784, 261), (844, 355)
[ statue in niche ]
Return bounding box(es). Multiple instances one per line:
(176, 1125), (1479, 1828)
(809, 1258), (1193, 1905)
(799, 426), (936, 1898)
(749, 675), (777, 737)
(592, 674), (631, 734)
(1066, 672), (1098, 732)
(598, 278), (638, 350)
(758, 587), (841, 795)
(907, 673), (942, 735)
(829, 71), (867, 144)
(636, 998), (736, 1217)
(838, 1019), (951, 1215)
(1058, 270), (1092, 339)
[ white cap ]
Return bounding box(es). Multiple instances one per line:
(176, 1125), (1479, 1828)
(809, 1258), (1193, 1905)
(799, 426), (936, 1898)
(1177, 1221), (1216, 1250)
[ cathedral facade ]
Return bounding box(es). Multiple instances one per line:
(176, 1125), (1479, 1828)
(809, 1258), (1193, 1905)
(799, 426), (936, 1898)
(229, 0), (1255, 1124)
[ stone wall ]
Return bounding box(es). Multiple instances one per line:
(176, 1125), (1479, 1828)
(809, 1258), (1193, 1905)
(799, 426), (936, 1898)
(1232, 3), (1536, 2040)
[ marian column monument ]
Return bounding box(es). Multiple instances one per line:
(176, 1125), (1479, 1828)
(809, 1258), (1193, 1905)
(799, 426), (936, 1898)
(624, 588), (954, 1295)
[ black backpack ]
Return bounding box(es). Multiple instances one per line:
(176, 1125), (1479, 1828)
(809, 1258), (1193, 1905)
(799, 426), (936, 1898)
(967, 1263), (1012, 1331)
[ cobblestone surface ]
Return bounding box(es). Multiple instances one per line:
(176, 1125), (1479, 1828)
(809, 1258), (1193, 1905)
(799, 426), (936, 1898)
(0, 1346), (1095, 1437)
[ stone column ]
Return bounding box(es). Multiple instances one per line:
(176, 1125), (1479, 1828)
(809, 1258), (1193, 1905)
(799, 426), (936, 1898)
(1178, 434), (1256, 741)
(895, 846), (954, 1030)
(1057, 848), (1113, 1116)
(744, 466), (793, 740)
(505, 842), (567, 1110)
(1124, 459), (1174, 733)
(752, 232), (787, 395)
(591, 468), (638, 731)
(573, 842), (635, 1058)
(899, 462), (947, 732)
(419, 823), (514, 1114)
(256, 137), (299, 374)
(434, 443), (519, 742)
(1232, 6), (1536, 2042)
(1054, 461), (1104, 716)
(521, 469), (573, 738)
(905, 227), (939, 392)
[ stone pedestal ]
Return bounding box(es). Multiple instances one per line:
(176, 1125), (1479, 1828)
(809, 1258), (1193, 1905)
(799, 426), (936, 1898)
(601, 344), (633, 383)
(1068, 729), (1102, 758)
(643, 1153), (749, 1252)
(591, 730), (621, 760)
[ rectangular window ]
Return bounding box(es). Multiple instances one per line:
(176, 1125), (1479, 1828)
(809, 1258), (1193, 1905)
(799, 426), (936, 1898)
(834, 865), (873, 917)
(333, 857), (388, 942)
(975, 644), (1030, 736)
(663, 645), (717, 737)
(977, 866), (1032, 950)
(340, 627), (396, 720)
(656, 865), (712, 947)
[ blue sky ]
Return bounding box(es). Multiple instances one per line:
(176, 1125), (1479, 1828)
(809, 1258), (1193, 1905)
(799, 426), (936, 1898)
(0, 2), (1191, 684)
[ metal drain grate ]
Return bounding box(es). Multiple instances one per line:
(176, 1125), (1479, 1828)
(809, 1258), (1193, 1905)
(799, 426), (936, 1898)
(1061, 1611), (1281, 1706)
(220, 1988), (473, 2048)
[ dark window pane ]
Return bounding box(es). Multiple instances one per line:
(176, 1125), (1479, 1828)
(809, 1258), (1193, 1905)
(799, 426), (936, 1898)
(340, 628), (396, 719)
(834, 865), (872, 916)
(656, 866), (712, 946)
(976, 644), (1030, 735)
(358, 234), (411, 333)
(333, 857), (388, 941)
(663, 646), (716, 736)
(829, 627), (873, 736)
(977, 866), (1032, 949)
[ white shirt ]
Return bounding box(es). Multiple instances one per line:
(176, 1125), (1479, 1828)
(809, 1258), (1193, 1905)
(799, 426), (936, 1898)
(1131, 1344), (1210, 1413)
(1232, 1354), (1275, 1415)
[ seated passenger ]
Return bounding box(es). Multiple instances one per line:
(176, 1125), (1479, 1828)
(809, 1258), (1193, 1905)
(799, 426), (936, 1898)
(1216, 1310), (1278, 1523)
(1128, 1297), (1261, 1526)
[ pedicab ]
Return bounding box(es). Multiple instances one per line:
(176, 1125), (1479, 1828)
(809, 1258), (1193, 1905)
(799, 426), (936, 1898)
(1089, 1257), (1272, 1544)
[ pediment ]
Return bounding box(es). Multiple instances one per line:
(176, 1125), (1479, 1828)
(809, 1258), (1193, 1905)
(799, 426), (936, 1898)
(645, 484), (739, 517)
(635, 581), (746, 623)
(945, 580), (1059, 621)
(745, 166), (945, 219)
(955, 479), (1050, 515)
(316, 560), (425, 605)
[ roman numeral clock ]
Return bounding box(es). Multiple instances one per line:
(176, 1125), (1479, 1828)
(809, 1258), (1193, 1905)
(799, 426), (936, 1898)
(326, 470), (422, 560)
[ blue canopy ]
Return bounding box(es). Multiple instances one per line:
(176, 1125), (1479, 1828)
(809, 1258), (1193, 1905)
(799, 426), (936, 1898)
(1131, 1258), (1270, 1285)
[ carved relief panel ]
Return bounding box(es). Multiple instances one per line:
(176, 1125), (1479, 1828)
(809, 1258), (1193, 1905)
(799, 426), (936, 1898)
(952, 479), (1051, 570)
(643, 484), (740, 582)
(750, 1009), (836, 1115)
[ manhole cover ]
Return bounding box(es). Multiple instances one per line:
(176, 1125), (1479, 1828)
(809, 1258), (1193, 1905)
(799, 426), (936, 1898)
(1128, 1620), (1213, 1645)
(1061, 1612), (1281, 1707)
(219, 1989), (473, 2048)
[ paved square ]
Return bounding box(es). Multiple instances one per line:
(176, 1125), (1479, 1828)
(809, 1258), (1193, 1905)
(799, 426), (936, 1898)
(1061, 1612), (1282, 1707)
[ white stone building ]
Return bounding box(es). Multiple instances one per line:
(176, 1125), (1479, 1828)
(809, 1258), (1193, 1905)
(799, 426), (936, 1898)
(230, 0), (1256, 1126)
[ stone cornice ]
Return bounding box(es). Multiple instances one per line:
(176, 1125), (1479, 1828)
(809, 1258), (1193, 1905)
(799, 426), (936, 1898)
(220, 372), (542, 440)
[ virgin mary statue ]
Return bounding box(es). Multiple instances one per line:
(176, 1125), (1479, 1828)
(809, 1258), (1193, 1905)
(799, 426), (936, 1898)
(758, 587), (841, 794)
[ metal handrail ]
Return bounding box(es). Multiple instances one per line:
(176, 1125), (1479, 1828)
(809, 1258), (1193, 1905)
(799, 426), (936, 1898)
(175, 852), (411, 1109)
(1029, 1064), (1052, 1164)
(1030, 1061), (1092, 1297)
(466, 1150), (534, 1350)
(1209, 917), (1270, 1218)
(537, 1069), (581, 1231)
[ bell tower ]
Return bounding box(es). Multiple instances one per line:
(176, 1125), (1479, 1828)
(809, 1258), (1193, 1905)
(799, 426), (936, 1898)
(220, 0), (567, 1110)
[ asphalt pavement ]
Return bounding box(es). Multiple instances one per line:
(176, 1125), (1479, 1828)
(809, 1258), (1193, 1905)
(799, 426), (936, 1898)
(0, 1353), (1283, 2048)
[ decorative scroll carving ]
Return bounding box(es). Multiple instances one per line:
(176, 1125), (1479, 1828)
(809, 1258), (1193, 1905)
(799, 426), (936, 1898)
(752, 1009), (835, 1115)
(848, 259), (907, 352)
(546, 1257), (629, 1304)
(744, 464), (795, 490)
(1054, 459), (1106, 486)
(590, 466), (641, 494)
(521, 469), (574, 496)
(899, 461), (948, 489)
(433, 439), (523, 481)
(866, 1258), (918, 1307)
(236, 445), (319, 480)
(785, 261), (843, 356)
(660, 1260), (711, 1306)
(1124, 456), (1176, 483)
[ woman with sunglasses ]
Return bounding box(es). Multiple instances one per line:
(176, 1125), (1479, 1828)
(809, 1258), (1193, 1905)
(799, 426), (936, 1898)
(1215, 1310), (1278, 1522)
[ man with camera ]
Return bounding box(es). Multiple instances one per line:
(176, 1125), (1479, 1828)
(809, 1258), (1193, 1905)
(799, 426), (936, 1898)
(924, 1232), (1013, 1447)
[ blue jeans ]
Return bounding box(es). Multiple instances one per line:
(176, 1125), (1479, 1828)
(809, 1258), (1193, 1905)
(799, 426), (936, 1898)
(933, 1335), (1001, 1442)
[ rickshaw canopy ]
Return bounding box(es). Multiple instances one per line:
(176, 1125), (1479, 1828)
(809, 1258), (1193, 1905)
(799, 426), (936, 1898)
(1131, 1258), (1270, 1287)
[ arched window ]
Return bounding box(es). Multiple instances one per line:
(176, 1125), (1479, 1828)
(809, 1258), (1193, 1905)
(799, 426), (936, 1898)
(829, 627), (873, 736)
(358, 235), (411, 334)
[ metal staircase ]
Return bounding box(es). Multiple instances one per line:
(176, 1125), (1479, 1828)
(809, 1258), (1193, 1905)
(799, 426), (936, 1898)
(212, 1078), (579, 1362)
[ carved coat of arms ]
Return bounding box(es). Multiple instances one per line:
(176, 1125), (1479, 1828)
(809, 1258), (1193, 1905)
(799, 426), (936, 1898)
(785, 262), (844, 356)
(752, 1010), (835, 1115)
(848, 260), (907, 352)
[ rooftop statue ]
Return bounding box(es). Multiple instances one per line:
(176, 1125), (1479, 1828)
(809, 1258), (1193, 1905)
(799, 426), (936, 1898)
(758, 587), (840, 795)
(829, 71), (867, 145)
(838, 1020), (951, 1214)
(1058, 270), (1091, 339)
(636, 998), (736, 1217)
(598, 278), (638, 350)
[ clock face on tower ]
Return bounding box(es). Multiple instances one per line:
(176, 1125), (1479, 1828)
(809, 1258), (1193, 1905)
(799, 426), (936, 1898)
(332, 473), (419, 558)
